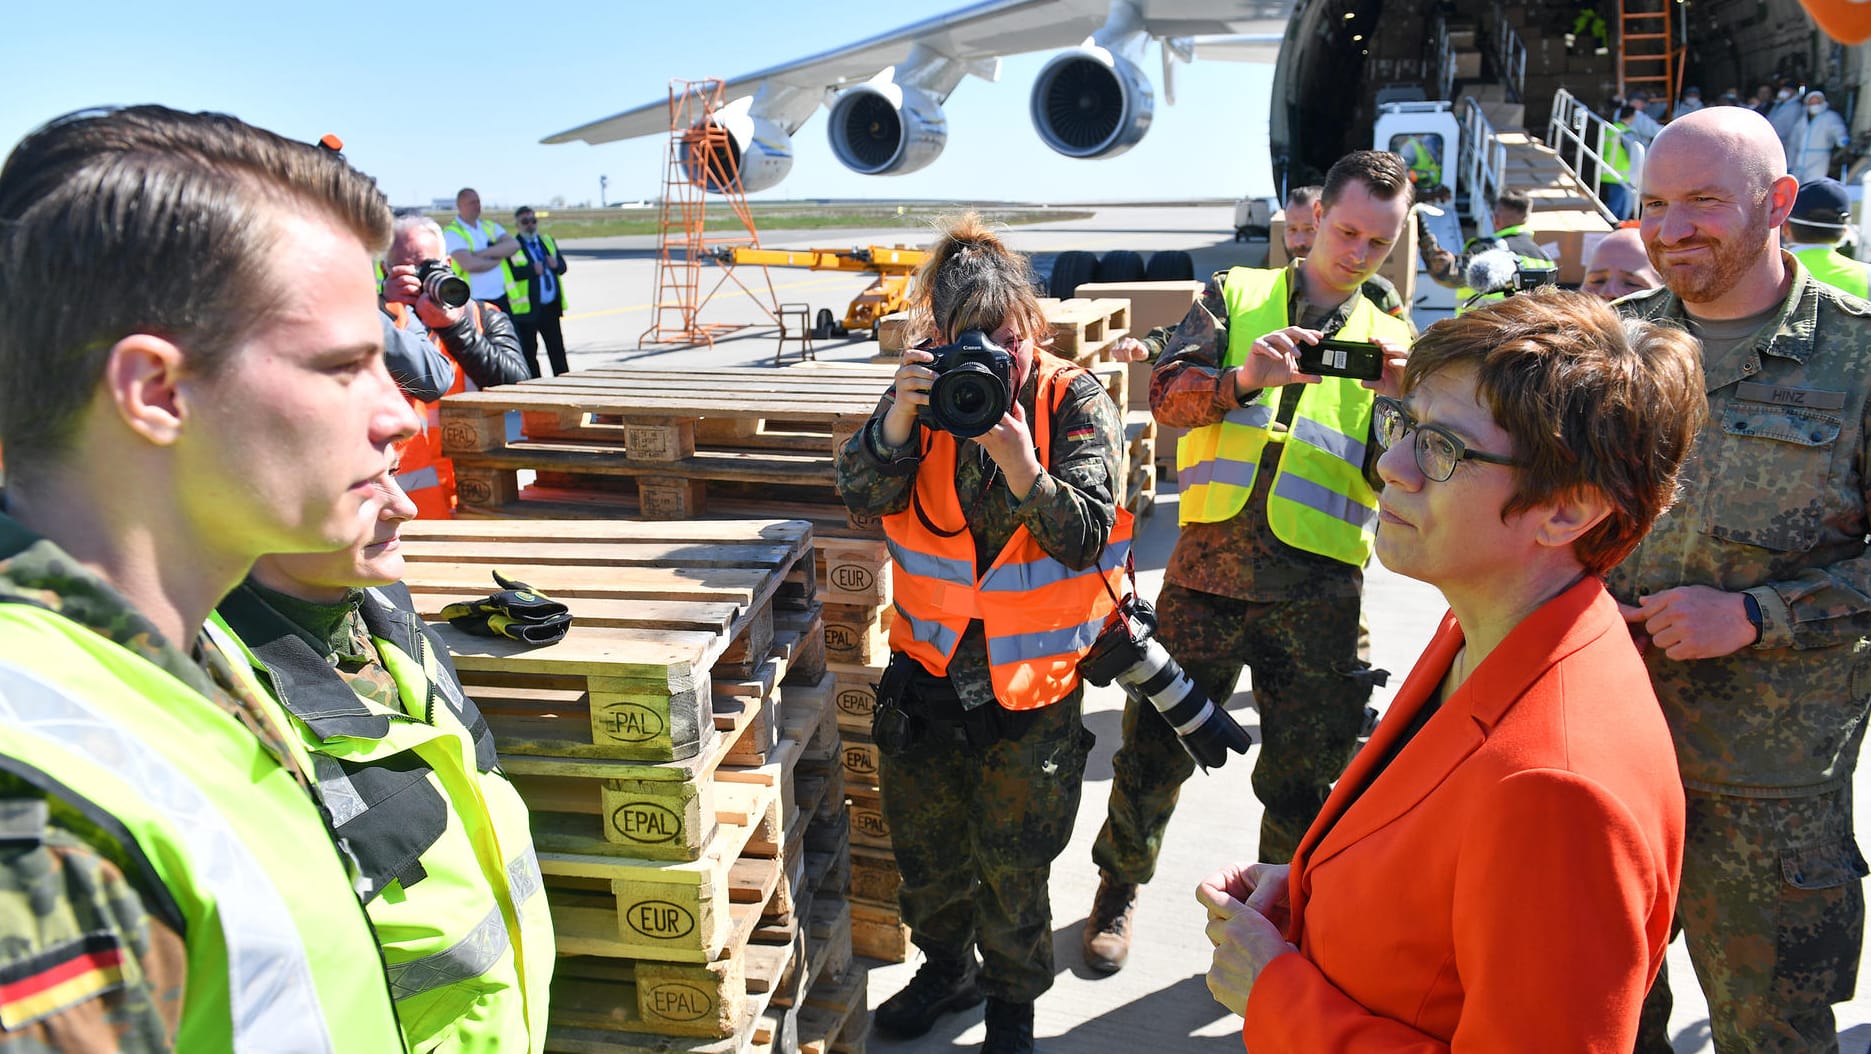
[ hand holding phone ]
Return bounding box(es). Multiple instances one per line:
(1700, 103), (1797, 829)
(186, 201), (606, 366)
(1295, 338), (1386, 381)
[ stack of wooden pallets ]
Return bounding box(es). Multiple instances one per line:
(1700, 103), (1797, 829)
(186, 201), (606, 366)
(396, 519), (869, 1053)
(436, 371), (919, 966)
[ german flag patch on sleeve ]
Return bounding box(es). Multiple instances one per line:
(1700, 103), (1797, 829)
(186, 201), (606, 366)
(1065, 425), (1098, 442)
(0, 932), (124, 1031)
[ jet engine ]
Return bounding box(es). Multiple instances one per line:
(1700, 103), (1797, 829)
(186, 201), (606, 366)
(679, 111), (794, 194)
(1030, 47), (1154, 159)
(827, 83), (949, 176)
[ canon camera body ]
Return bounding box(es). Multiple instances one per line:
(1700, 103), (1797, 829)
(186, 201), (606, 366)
(921, 330), (1017, 438)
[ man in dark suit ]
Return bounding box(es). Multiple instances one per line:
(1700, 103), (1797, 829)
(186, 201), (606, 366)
(511, 205), (569, 377)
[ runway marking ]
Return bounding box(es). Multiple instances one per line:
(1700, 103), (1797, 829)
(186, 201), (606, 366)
(564, 274), (863, 322)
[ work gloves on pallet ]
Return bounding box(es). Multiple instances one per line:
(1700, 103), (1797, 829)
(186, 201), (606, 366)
(439, 571), (573, 646)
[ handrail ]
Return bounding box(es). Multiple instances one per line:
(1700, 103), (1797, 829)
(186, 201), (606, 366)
(1435, 18), (1456, 101)
(1491, 4), (1527, 102)
(1545, 88), (1642, 224)
(1456, 96), (1509, 225)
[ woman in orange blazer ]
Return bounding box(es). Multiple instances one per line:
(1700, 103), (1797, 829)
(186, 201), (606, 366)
(1200, 290), (1707, 1052)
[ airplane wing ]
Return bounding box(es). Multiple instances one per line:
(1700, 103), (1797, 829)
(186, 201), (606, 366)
(543, 0), (1291, 145)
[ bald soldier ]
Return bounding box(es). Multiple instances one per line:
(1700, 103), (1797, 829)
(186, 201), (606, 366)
(1612, 106), (1871, 1054)
(1581, 227), (1662, 301)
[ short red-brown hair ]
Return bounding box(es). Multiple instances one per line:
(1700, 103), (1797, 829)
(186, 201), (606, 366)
(1402, 288), (1706, 574)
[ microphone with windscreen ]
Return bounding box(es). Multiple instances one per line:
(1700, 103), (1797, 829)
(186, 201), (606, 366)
(1463, 249), (1522, 299)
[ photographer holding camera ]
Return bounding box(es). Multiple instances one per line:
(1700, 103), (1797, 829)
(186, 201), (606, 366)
(381, 213), (529, 517)
(835, 213), (1127, 1054)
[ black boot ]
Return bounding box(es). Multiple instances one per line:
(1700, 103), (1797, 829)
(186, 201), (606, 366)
(873, 953), (983, 1038)
(982, 997), (1035, 1054)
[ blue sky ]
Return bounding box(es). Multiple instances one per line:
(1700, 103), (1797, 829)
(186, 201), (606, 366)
(5, 0), (1277, 209)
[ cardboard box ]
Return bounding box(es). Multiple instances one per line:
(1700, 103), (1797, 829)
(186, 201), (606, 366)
(1452, 50), (1483, 79)
(1072, 281), (1205, 337)
(1481, 101), (1527, 131)
(1523, 208), (1615, 285)
(1072, 281), (1207, 411)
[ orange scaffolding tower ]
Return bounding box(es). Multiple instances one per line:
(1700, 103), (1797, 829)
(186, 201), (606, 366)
(638, 79), (780, 348)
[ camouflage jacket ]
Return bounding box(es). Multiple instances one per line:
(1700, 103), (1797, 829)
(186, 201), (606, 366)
(836, 363), (1123, 710)
(1129, 265), (1413, 363)
(1610, 259), (1871, 794)
(1150, 261), (1391, 601)
(0, 511), (307, 1050)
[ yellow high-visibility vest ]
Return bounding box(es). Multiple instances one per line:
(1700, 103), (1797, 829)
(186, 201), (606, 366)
(1174, 266), (1410, 565)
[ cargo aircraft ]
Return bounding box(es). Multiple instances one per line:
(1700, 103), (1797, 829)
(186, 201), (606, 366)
(546, 0), (1861, 203)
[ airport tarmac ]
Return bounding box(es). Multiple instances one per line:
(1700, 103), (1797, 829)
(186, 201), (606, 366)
(539, 205), (1871, 1053)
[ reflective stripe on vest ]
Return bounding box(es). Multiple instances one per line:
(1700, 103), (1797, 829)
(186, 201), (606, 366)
(1793, 245), (1871, 300)
(1176, 266), (1409, 566)
(386, 903), (509, 999)
(1176, 404), (1275, 494)
(0, 656), (356, 1052)
(396, 464), (443, 496)
(882, 351), (1134, 709)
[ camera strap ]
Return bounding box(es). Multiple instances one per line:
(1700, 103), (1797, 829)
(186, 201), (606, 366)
(911, 451), (998, 539)
(1095, 535), (1140, 612)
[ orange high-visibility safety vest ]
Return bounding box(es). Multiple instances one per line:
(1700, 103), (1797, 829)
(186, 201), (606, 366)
(883, 351), (1134, 710)
(385, 301), (482, 518)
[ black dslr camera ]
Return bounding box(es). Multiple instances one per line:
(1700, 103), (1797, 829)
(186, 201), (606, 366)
(416, 259), (472, 309)
(1079, 594), (1253, 770)
(921, 330), (1016, 439)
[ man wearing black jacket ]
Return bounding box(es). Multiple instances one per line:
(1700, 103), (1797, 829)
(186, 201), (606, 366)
(380, 213), (528, 516)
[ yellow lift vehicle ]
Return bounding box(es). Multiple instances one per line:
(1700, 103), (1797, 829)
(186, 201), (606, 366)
(709, 244), (927, 339)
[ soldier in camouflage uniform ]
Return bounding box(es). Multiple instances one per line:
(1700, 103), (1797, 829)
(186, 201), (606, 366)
(0, 106), (420, 1049)
(836, 214), (1123, 1054)
(1085, 151), (1414, 977)
(1614, 108), (1871, 1054)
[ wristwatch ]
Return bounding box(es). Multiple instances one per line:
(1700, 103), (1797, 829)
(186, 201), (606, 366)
(1741, 592), (1764, 644)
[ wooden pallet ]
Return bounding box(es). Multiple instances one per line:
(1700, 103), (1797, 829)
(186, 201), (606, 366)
(844, 785), (890, 851)
(827, 661), (885, 737)
(398, 520), (817, 763)
(440, 368), (880, 522)
(540, 747), (786, 964)
(547, 899), (789, 1045)
(822, 606), (888, 670)
(848, 845), (901, 909)
(849, 900), (913, 963)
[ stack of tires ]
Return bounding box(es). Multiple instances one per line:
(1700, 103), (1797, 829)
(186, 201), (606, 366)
(1049, 249), (1195, 298)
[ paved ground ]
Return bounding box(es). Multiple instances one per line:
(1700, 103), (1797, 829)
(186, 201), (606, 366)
(543, 206), (1871, 1052)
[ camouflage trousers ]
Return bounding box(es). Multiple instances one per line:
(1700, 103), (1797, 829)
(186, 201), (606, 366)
(878, 685), (1094, 1003)
(1635, 784), (1867, 1054)
(1091, 583), (1370, 878)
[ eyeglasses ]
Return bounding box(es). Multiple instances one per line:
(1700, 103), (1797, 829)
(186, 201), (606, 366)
(1372, 395), (1520, 482)
(517, 217), (536, 225)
